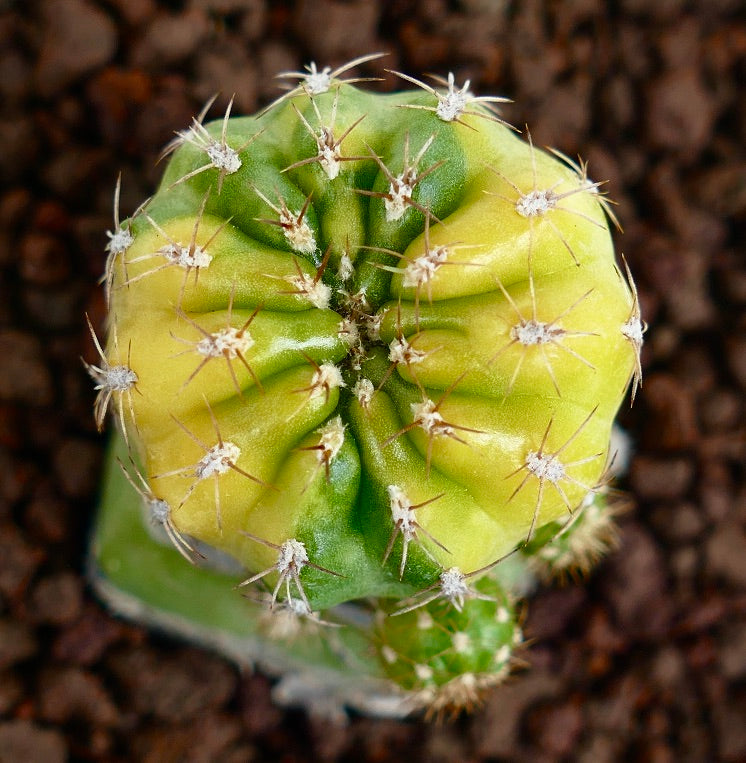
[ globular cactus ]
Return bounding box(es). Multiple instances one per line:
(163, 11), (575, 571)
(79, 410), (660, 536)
(88, 54), (643, 718)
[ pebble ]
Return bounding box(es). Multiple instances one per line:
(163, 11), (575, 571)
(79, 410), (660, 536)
(0, 118), (40, 184)
(131, 8), (210, 68)
(0, 446), (33, 505)
(0, 523), (44, 602)
(19, 233), (70, 286)
(130, 713), (249, 763)
(27, 572), (83, 627)
(23, 285), (86, 332)
(727, 335), (746, 391)
(37, 666), (120, 727)
(422, 724), (469, 763)
(629, 455), (695, 501)
(531, 74), (592, 154)
(0, 619), (37, 670)
(600, 523), (673, 640)
(649, 502), (706, 544)
(713, 692), (746, 762)
(0, 48), (32, 107)
(106, 646), (236, 722)
(0, 331), (53, 408)
(658, 16), (702, 69)
(0, 719), (67, 763)
(23, 486), (71, 544)
(620, 0), (689, 22)
(238, 673), (284, 736)
(718, 622), (746, 681)
(106, 0), (156, 26)
(525, 585), (588, 640)
(52, 603), (129, 666)
(643, 241), (715, 330)
(52, 438), (101, 499)
(639, 373), (699, 450)
(293, 1), (382, 62)
(0, 672), (24, 715)
(528, 695), (585, 758)
(85, 68), (153, 152)
(34, 0), (118, 96)
(646, 68), (717, 157)
(692, 162), (746, 219)
(193, 41), (259, 114)
(472, 669), (563, 758)
(706, 520), (746, 588)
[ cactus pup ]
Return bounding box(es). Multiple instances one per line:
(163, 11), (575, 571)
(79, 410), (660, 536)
(89, 53), (642, 718)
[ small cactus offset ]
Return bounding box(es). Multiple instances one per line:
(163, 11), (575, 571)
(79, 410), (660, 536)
(89, 54), (642, 718)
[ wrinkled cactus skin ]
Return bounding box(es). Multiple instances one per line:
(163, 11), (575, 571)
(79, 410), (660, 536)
(90, 58), (641, 716)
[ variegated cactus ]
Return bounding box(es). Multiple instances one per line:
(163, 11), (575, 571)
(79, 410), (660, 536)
(88, 54), (643, 718)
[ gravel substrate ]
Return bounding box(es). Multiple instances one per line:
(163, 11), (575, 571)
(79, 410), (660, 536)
(1, 1), (745, 761)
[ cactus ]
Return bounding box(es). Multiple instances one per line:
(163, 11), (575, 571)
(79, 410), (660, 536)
(88, 54), (643, 718)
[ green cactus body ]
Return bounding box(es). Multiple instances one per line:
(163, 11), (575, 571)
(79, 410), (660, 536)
(91, 61), (641, 715)
(373, 575), (520, 717)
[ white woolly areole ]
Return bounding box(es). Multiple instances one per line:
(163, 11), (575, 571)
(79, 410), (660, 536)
(440, 567), (469, 598)
(496, 645), (512, 665)
(496, 606), (510, 624)
(276, 538), (309, 573)
(583, 175), (599, 194)
(337, 318), (359, 345)
(148, 496), (171, 524)
(259, 599), (308, 640)
(511, 319), (564, 346)
(439, 567), (471, 610)
(317, 416), (346, 462)
(94, 364), (138, 392)
(384, 177), (414, 221)
(452, 631), (471, 654)
(303, 63), (332, 94)
(106, 227), (134, 255)
(353, 377), (374, 409)
(621, 316), (644, 345)
(364, 312), (383, 341)
(338, 252), (354, 281)
(159, 243), (213, 270)
(285, 598), (313, 617)
(279, 209), (316, 254)
(288, 272), (331, 309)
(403, 246), (448, 288)
(416, 610), (434, 630)
(310, 363), (345, 397)
(411, 399), (451, 437)
(516, 189), (558, 218)
(388, 336), (425, 365)
(196, 327), (254, 358)
(381, 645), (398, 664)
(317, 131), (342, 180)
(195, 441), (241, 480)
(436, 74), (473, 121)
(414, 664), (434, 683)
(206, 142), (242, 173)
(526, 451), (566, 484)
(387, 485), (416, 538)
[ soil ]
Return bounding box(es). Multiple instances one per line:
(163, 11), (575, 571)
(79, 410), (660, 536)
(1, 1), (745, 761)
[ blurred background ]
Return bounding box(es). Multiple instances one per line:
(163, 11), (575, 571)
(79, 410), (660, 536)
(0, 1), (745, 760)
